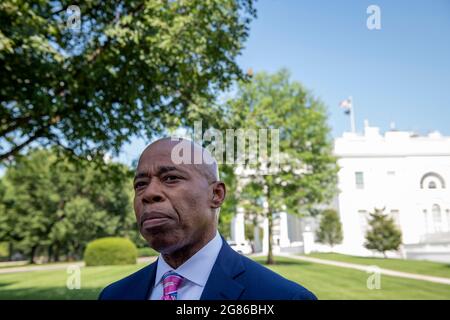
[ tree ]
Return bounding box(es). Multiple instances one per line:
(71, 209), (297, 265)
(0, 0), (256, 161)
(1, 149), (61, 263)
(224, 70), (338, 264)
(0, 148), (136, 262)
(0, 180), (10, 260)
(316, 209), (343, 250)
(364, 208), (402, 258)
(217, 164), (238, 240)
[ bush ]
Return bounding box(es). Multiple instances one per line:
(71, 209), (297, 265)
(364, 208), (402, 258)
(138, 247), (159, 257)
(316, 209), (343, 248)
(84, 237), (137, 266)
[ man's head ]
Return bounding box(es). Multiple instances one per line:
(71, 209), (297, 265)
(133, 137), (226, 255)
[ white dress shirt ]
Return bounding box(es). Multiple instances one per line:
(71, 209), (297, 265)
(148, 231), (223, 300)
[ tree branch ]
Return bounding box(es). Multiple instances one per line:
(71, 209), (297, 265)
(0, 128), (48, 161)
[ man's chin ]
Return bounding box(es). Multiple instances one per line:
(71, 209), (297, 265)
(143, 232), (180, 253)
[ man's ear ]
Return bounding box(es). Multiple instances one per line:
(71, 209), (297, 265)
(210, 181), (226, 208)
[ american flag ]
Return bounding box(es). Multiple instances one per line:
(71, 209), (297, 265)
(339, 97), (352, 115)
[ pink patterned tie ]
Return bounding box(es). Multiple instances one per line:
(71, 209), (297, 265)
(161, 271), (184, 300)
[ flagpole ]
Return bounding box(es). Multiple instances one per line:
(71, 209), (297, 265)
(350, 96), (356, 133)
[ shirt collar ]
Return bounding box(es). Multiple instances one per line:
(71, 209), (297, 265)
(154, 231), (222, 287)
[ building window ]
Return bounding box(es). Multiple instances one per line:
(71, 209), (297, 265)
(420, 172), (446, 189)
(387, 171), (396, 176)
(432, 204), (442, 233)
(355, 172), (364, 189)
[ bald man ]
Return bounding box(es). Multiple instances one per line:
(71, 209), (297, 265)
(99, 138), (317, 300)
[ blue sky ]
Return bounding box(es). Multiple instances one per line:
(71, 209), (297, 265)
(118, 0), (450, 164)
(237, 0), (450, 137)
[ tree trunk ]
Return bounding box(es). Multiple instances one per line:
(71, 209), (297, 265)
(53, 245), (60, 262)
(266, 210), (274, 265)
(8, 242), (13, 261)
(47, 245), (53, 263)
(29, 245), (38, 264)
(266, 184), (274, 265)
(383, 251), (387, 259)
(74, 243), (82, 261)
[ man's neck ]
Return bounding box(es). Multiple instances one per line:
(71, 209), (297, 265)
(162, 228), (217, 269)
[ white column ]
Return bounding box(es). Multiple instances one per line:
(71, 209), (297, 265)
(253, 224), (262, 252)
(279, 212), (290, 248)
(303, 228), (314, 254)
(231, 207), (246, 244)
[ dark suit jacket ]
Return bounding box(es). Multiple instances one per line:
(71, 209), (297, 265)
(98, 238), (317, 300)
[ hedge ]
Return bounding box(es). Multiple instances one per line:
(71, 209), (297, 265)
(84, 237), (137, 266)
(137, 247), (159, 257)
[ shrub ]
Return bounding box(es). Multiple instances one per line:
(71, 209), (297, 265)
(84, 237), (137, 266)
(364, 208), (402, 258)
(316, 209), (343, 248)
(137, 247), (159, 257)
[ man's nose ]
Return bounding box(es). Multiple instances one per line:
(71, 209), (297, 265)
(142, 180), (165, 203)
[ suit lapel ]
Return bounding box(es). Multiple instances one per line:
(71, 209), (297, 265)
(200, 238), (246, 300)
(127, 259), (157, 300)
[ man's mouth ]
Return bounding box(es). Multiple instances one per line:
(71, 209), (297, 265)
(142, 217), (171, 228)
(141, 211), (172, 229)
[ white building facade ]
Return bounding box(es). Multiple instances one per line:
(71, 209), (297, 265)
(230, 122), (450, 262)
(334, 123), (450, 262)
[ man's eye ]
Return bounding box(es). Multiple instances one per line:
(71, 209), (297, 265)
(134, 182), (147, 189)
(163, 175), (180, 183)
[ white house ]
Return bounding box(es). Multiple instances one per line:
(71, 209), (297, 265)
(230, 121), (450, 262)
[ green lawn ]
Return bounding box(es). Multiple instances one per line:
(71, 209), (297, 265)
(254, 256), (450, 299)
(0, 263), (147, 300)
(0, 257), (449, 299)
(303, 253), (450, 279)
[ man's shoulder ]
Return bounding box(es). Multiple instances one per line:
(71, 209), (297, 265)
(98, 263), (155, 300)
(237, 254), (317, 300)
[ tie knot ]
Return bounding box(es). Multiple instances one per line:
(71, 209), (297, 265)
(161, 271), (184, 300)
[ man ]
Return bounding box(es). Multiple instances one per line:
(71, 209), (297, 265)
(99, 137), (316, 300)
